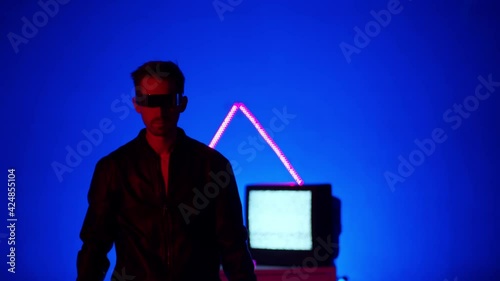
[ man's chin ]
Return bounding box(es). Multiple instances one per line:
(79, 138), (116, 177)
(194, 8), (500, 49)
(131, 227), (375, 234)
(147, 126), (175, 137)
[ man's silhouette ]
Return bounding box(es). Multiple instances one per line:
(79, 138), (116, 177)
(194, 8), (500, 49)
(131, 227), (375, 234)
(76, 61), (256, 281)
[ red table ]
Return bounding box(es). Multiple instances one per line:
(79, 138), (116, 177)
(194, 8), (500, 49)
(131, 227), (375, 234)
(219, 265), (337, 281)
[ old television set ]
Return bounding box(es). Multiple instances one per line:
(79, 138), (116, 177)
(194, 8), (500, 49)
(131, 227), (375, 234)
(245, 184), (341, 267)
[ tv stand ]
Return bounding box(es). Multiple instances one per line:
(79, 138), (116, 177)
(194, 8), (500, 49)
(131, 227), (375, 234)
(219, 265), (336, 281)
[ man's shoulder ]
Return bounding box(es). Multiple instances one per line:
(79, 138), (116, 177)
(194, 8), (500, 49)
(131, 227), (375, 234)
(96, 133), (141, 164)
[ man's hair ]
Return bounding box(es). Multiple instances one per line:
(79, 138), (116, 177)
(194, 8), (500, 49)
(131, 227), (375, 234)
(131, 61), (185, 95)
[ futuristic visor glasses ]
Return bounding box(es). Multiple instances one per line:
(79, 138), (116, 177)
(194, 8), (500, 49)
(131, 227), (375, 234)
(135, 92), (183, 108)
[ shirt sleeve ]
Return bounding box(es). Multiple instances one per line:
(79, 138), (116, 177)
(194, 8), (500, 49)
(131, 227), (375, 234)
(215, 159), (257, 281)
(76, 157), (118, 281)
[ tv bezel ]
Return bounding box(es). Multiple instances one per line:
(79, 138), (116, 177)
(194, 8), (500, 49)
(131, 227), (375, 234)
(245, 183), (334, 267)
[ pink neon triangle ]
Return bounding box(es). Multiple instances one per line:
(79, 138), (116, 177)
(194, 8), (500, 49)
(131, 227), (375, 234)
(208, 102), (304, 185)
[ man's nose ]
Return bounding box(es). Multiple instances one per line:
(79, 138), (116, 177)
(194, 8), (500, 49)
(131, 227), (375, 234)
(160, 106), (171, 117)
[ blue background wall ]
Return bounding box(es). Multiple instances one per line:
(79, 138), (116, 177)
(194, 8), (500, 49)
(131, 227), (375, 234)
(1, 0), (499, 280)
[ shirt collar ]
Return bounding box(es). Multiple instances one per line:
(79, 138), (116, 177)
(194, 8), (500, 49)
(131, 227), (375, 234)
(137, 127), (187, 156)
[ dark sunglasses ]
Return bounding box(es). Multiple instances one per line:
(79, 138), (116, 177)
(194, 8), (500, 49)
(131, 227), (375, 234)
(135, 92), (183, 108)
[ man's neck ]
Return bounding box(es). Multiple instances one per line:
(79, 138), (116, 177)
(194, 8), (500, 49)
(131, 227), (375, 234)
(146, 128), (177, 155)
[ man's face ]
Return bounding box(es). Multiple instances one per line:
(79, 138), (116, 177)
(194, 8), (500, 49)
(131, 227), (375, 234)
(133, 76), (187, 136)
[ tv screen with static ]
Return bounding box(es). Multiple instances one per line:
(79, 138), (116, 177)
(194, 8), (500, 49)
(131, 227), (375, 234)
(248, 189), (313, 251)
(245, 184), (339, 266)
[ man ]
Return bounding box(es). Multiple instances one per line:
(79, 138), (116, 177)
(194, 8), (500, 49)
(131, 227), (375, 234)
(76, 61), (256, 281)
